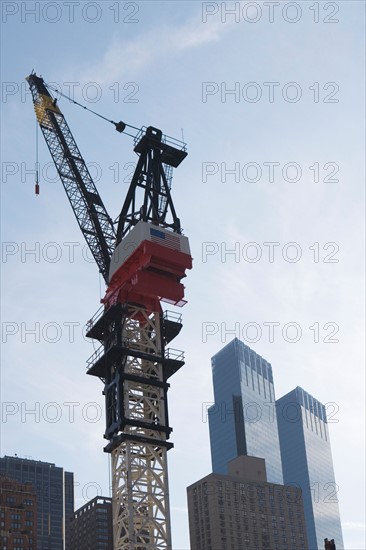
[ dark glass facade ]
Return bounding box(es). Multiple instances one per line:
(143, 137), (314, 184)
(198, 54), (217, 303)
(208, 339), (283, 484)
(276, 387), (344, 550)
(0, 456), (74, 550)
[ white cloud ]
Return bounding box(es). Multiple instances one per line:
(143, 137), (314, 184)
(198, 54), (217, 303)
(175, 19), (223, 50)
(76, 11), (230, 86)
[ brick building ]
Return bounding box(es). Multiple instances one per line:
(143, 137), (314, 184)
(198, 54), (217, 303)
(0, 475), (37, 549)
(70, 496), (113, 549)
(187, 456), (308, 550)
(0, 456), (74, 549)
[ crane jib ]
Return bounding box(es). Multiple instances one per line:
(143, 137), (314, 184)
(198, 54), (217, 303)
(26, 72), (116, 283)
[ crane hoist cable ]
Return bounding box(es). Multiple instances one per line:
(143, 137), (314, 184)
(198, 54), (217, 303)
(35, 114), (40, 195)
(45, 81), (187, 150)
(46, 82), (137, 137)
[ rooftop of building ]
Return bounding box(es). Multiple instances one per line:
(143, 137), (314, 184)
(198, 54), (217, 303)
(211, 338), (274, 384)
(187, 455), (293, 491)
(73, 496), (112, 518)
(276, 386), (327, 423)
(1, 454), (74, 474)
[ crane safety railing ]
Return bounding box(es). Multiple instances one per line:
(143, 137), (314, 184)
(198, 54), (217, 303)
(163, 310), (182, 324)
(87, 339), (184, 370)
(134, 126), (187, 152)
(164, 348), (185, 362)
(85, 305), (105, 335)
(86, 340), (111, 370)
(86, 308), (182, 335)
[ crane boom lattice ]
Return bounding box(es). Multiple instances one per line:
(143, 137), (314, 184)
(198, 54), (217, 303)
(27, 73), (115, 283)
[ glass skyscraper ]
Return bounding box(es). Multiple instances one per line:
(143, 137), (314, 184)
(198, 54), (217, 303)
(208, 338), (283, 484)
(0, 456), (74, 549)
(276, 387), (344, 550)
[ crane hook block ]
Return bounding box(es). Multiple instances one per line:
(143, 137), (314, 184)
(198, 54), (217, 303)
(35, 182), (40, 195)
(115, 121), (126, 133)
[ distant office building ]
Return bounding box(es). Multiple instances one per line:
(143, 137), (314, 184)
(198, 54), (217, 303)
(0, 475), (37, 549)
(187, 455), (308, 550)
(0, 456), (74, 550)
(70, 496), (113, 550)
(208, 338), (283, 483)
(276, 387), (344, 550)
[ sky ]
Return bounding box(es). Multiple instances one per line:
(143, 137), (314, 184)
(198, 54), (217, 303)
(0, 1), (365, 548)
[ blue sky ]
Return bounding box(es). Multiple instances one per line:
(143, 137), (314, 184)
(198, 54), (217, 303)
(1, 1), (365, 548)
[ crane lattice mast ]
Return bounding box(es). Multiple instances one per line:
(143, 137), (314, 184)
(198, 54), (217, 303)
(26, 72), (192, 550)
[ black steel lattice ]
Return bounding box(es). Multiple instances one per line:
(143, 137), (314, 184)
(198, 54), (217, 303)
(116, 127), (186, 243)
(27, 74), (116, 283)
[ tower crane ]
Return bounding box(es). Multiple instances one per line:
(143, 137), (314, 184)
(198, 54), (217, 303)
(26, 72), (192, 550)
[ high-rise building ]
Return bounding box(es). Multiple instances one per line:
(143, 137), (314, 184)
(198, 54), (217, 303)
(0, 475), (37, 549)
(69, 496), (113, 550)
(187, 455), (308, 550)
(0, 456), (74, 550)
(276, 387), (344, 550)
(208, 338), (283, 484)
